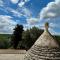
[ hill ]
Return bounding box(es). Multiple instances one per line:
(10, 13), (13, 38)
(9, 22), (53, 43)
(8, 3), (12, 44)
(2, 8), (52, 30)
(0, 34), (11, 41)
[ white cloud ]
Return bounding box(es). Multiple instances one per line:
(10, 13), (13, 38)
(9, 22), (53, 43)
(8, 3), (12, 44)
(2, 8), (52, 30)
(49, 28), (60, 35)
(49, 23), (60, 28)
(25, 0), (30, 2)
(0, 0), (32, 18)
(0, 0), (4, 6)
(18, 1), (25, 7)
(6, 7), (32, 18)
(7, 7), (23, 17)
(27, 18), (39, 25)
(18, 0), (30, 7)
(39, 0), (60, 35)
(22, 7), (32, 18)
(40, 0), (60, 20)
(11, 0), (19, 4)
(0, 15), (17, 34)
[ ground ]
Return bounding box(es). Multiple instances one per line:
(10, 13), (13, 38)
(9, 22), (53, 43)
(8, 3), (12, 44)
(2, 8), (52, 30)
(0, 50), (26, 60)
(0, 54), (25, 60)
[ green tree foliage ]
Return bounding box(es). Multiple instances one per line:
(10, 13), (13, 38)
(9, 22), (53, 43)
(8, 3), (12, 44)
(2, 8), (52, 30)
(0, 39), (10, 49)
(11, 24), (23, 49)
(0, 34), (11, 49)
(22, 27), (44, 50)
(30, 27), (44, 43)
(22, 29), (32, 50)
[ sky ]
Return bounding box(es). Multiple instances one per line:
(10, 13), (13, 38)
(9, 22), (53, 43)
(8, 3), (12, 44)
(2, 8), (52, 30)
(0, 0), (60, 35)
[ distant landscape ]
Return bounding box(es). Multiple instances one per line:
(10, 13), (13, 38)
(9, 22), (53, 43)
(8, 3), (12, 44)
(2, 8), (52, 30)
(0, 34), (11, 40)
(0, 31), (60, 49)
(0, 34), (59, 42)
(0, 34), (11, 49)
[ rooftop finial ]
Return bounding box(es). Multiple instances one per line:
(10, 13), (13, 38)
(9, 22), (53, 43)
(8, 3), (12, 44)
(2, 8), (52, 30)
(45, 22), (49, 31)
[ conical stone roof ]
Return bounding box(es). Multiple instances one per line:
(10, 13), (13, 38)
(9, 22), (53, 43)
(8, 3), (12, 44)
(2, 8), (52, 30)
(24, 22), (60, 60)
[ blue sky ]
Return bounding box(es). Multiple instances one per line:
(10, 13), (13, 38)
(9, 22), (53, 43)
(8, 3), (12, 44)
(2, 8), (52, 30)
(0, 0), (60, 35)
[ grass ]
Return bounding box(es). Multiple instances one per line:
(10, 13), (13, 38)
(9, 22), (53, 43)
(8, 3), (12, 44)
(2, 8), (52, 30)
(0, 34), (11, 41)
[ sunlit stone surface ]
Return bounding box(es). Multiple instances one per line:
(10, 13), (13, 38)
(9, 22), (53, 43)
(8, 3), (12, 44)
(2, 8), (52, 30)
(0, 50), (26, 60)
(24, 23), (60, 60)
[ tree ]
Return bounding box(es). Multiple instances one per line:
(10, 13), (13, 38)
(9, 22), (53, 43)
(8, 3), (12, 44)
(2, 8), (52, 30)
(22, 27), (44, 50)
(11, 24), (23, 49)
(22, 29), (32, 50)
(30, 26), (44, 44)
